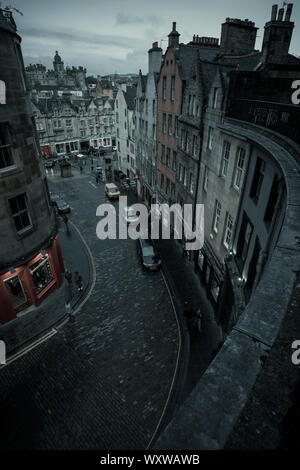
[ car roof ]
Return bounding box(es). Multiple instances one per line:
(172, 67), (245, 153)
(105, 183), (118, 189)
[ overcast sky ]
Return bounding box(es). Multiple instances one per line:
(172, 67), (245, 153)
(8, 0), (300, 76)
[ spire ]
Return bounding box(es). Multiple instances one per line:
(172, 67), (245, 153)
(168, 21), (180, 47)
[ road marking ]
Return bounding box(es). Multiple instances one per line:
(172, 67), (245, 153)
(146, 269), (182, 450)
(1, 328), (57, 368)
(89, 181), (97, 189)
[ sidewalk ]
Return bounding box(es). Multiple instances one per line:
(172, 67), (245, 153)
(156, 238), (223, 403)
(0, 216), (91, 357)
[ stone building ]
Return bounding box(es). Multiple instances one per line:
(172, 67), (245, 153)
(32, 94), (115, 156)
(26, 51), (87, 91)
(0, 8), (64, 324)
(135, 42), (162, 205)
(115, 85), (136, 178)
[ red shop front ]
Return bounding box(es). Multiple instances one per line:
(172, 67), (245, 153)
(0, 236), (64, 324)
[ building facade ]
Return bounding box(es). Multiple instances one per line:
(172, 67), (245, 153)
(26, 51), (87, 91)
(0, 9), (64, 324)
(115, 85), (136, 178)
(32, 94), (115, 156)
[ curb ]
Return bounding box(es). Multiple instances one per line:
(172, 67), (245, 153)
(148, 241), (191, 448)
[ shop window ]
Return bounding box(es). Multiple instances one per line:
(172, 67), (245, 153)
(4, 275), (27, 309)
(198, 251), (204, 270)
(30, 255), (54, 294)
(211, 277), (220, 302)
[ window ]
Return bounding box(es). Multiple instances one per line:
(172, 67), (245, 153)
(203, 166), (208, 192)
(213, 200), (221, 233)
(234, 147), (246, 190)
(152, 124), (155, 139)
(237, 214), (253, 264)
(189, 173), (194, 194)
(172, 151), (177, 171)
(198, 251), (204, 270)
(171, 76), (175, 101)
(192, 135), (197, 157)
(211, 277), (220, 302)
(80, 130), (86, 138)
(0, 124), (13, 169)
(168, 114), (172, 136)
(208, 126), (213, 150)
(264, 174), (280, 226)
(221, 140), (231, 177)
(162, 76), (167, 100)
(166, 147), (170, 167)
(145, 99), (148, 114)
(250, 157), (265, 203)
(188, 95), (192, 115)
(65, 119), (72, 127)
(161, 173), (164, 189)
(118, 141), (120, 151)
(152, 100), (155, 116)
(9, 193), (31, 233)
(161, 144), (165, 164)
(223, 213), (233, 250)
(30, 254), (53, 294)
(166, 178), (170, 194)
(174, 116), (178, 137)
(185, 131), (189, 153)
(162, 113), (166, 134)
(212, 88), (218, 109)
(183, 167), (187, 186)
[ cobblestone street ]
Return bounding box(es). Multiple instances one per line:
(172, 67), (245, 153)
(0, 167), (180, 450)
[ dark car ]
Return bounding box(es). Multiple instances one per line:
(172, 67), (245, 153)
(136, 238), (161, 271)
(56, 200), (71, 215)
(114, 169), (127, 181)
(44, 160), (56, 169)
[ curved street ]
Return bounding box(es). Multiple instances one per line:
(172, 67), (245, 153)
(0, 166), (181, 450)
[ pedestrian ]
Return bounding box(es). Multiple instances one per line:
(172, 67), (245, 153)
(96, 174), (99, 184)
(91, 165), (94, 172)
(65, 269), (72, 284)
(65, 300), (73, 320)
(74, 271), (83, 292)
(194, 308), (203, 334)
(80, 166), (83, 173)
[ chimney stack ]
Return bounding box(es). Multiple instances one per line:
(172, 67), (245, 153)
(168, 21), (180, 47)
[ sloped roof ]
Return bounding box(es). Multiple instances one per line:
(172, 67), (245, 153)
(124, 86), (137, 110)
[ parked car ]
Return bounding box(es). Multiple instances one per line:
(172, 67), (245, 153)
(105, 183), (120, 199)
(49, 192), (60, 206)
(56, 200), (71, 214)
(136, 238), (161, 271)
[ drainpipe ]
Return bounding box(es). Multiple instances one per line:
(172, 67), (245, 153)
(192, 102), (207, 269)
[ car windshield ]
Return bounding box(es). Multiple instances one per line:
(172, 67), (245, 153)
(109, 188), (118, 193)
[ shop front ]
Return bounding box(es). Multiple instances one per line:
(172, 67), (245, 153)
(0, 236), (64, 324)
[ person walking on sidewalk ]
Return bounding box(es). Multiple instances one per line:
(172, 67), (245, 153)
(74, 271), (83, 292)
(65, 269), (72, 284)
(194, 308), (203, 334)
(65, 300), (73, 320)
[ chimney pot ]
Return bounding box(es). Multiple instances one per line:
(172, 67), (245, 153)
(271, 5), (278, 21)
(278, 7), (284, 21)
(285, 3), (293, 21)
(173, 22), (176, 31)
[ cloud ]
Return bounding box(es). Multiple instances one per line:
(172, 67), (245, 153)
(116, 12), (163, 26)
(21, 27), (138, 49)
